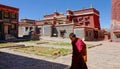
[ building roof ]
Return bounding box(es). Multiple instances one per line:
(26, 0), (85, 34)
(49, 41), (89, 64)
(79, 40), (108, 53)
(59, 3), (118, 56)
(19, 22), (34, 27)
(0, 4), (19, 11)
(72, 8), (99, 15)
(44, 8), (99, 20)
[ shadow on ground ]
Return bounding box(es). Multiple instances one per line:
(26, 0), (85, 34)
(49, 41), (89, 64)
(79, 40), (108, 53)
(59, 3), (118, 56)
(0, 52), (69, 69)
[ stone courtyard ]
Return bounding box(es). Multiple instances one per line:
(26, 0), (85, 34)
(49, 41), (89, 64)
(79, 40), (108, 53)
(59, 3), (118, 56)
(0, 37), (120, 69)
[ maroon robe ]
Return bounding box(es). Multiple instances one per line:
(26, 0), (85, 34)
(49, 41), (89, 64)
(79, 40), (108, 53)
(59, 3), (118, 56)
(70, 38), (88, 69)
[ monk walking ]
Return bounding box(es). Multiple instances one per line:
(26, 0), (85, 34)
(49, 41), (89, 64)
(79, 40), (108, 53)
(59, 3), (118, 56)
(69, 33), (88, 69)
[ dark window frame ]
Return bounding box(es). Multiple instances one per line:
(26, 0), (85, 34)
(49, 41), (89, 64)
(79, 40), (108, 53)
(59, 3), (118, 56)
(4, 11), (10, 18)
(85, 31), (88, 37)
(115, 33), (120, 38)
(79, 17), (83, 21)
(0, 11), (2, 19)
(85, 22), (90, 26)
(84, 16), (89, 21)
(11, 13), (18, 19)
(30, 27), (33, 31)
(73, 18), (78, 22)
(44, 22), (49, 25)
(25, 27), (28, 31)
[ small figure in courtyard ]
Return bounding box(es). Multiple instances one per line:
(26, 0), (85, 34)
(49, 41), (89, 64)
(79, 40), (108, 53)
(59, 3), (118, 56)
(69, 33), (88, 69)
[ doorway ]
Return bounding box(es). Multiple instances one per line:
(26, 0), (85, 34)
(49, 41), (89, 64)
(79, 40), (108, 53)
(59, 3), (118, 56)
(0, 23), (5, 40)
(60, 30), (66, 38)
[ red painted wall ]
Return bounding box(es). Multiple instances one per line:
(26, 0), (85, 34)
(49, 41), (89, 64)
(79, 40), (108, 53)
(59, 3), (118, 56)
(112, 0), (120, 21)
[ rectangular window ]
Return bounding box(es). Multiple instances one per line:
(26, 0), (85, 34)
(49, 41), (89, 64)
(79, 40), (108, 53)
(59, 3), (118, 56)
(115, 33), (120, 38)
(11, 13), (16, 19)
(30, 27), (33, 31)
(85, 22), (89, 26)
(4, 11), (9, 18)
(25, 27), (28, 31)
(0, 11), (2, 19)
(85, 31), (88, 37)
(11, 24), (16, 29)
(84, 16), (89, 21)
(79, 22), (83, 26)
(45, 22), (48, 25)
(73, 18), (78, 22)
(11, 13), (18, 19)
(79, 17), (83, 21)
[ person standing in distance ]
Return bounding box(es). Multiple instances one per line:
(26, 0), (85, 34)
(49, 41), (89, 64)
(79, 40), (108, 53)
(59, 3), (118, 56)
(69, 33), (88, 69)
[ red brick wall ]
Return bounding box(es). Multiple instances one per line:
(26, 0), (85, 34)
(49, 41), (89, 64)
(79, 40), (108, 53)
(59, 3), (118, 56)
(93, 15), (100, 29)
(89, 15), (94, 28)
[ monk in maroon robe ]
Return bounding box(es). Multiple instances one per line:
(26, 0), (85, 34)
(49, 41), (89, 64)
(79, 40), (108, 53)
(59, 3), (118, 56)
(69, 33), (88, 69)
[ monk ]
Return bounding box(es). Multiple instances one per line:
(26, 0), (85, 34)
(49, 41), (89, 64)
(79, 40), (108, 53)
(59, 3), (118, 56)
(69, 33), (88, 69)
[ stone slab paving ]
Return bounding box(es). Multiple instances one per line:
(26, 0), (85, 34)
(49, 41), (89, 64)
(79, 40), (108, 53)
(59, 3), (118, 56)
(0, 48), (69, 69)
(0, 38), (120, 69)
(14, 36), (101, 49)
(87, 41), (120, 69)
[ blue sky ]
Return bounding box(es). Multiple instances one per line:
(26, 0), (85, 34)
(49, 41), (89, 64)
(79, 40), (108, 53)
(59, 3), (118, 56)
(0, 0), (111, 28)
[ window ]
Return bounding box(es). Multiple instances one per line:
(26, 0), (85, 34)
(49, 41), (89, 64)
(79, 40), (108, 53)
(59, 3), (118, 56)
(85, 31), (88, 37)
(30, 27), (33, 31)
(85, 22), (89, 26)
(0, 11), (2, 19)
(11, 24), (16, 29)
(89, 32), (91, 36)
(73, 18), (78, 22)
(115, 33), (120, 38)
(79, 17), (83, 21)
(36, 28), (41, 34)
(25, 27), (28, 31)
(79, 23), (83, 26)
(44, 22), (48, 25)
(11, 13), (16, 19)
(4, 11), (9, 18)
(84, 16), (89, 21)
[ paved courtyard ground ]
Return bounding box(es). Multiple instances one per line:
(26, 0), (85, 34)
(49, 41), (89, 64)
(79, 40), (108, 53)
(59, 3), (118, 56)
(0, 36), (120, 69)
